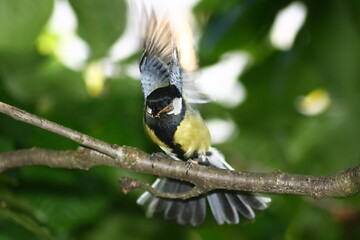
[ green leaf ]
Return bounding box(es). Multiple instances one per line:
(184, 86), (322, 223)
(69, 0), (127, 59)
(195, 0), (291, 65)
(0, 0), (54, 53)
(0, 190), (52, 240)
(0, 209), (52, 240)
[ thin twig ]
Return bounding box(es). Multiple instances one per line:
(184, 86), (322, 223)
(120, 177), (206, 199)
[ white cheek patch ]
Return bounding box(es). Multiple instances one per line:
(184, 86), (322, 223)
(167, 97), (182, 115)
(146, 106), (152, 115)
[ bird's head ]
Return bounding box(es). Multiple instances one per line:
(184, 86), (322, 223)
(145, 85), (183, 119)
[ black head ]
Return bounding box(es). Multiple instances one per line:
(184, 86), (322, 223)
(145, 85), (183, 118)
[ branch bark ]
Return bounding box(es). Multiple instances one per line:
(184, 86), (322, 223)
(0, 101), (359, 199)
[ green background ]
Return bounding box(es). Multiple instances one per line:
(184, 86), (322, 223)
(0, 0), (359, 239)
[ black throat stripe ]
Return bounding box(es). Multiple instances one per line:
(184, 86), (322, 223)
(144, 99), (187, 160)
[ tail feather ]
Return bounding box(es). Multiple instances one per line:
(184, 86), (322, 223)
(177, 199), (195, 224)
(154, 180), (181, 214)
(164, 181), (187, 220)
(172, 198), (205, 226)
(206, 193), (224, 224)
(238, 194), (270, 211)
(226, 193), (255, 219)
(164, 200), (184, 220)
(191, 198), (206, 226)
(137, 148), (271, 226)
(207, 193), (239, 224)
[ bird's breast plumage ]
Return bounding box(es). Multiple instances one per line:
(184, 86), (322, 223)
(173, 110), (211, 159)
(144, 103), (210, 160)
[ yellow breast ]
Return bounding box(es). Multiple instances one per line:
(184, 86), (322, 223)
(144, 109), (211, 159)
(173, 111), (211, 158)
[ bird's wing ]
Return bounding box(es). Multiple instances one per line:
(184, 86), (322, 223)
(139, 11), (182, 98)
(139, 9), (211, 103)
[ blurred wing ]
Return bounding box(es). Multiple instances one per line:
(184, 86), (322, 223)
(139, 8), (211, 103)
(139, 11), (182, 98)
(171, 11), (211, 104)
(183, 75), (212, 104)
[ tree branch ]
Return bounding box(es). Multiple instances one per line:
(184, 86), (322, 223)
(0, 101), (359, 199)
(119, 177), (206, 200)
(0, 147), (359, 199)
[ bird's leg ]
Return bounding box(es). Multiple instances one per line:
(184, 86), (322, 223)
(185, 153), (210, 175)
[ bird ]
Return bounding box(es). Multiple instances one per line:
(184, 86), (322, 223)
(136, 10), (270, 226)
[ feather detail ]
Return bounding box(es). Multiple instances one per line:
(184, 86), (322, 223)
(137, 148), (271, 226)
(139, 11), (182, 98)
(138, 9), (210, 103)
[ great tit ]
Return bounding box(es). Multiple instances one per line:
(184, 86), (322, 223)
(136, 11), (270, 226)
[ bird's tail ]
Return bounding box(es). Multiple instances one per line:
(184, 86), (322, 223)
(136, 148), (271, 226)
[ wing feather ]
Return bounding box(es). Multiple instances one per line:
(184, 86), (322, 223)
(139, 11), (182, 98)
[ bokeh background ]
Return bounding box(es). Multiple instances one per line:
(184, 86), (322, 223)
(0, 0), (359, 239)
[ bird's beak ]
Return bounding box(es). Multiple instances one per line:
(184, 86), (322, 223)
(156, 104), (172, 117)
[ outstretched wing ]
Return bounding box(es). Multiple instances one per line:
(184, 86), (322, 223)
(139, 12), (182, 98)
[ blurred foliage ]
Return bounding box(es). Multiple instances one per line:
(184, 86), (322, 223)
(69, 0), (126, 59)
(0, 0), (53, 54)
(0, 0), (359, 239)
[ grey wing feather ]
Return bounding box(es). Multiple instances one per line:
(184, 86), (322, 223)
(138, 9), (212, 103)
(139, 11), (182, 98)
